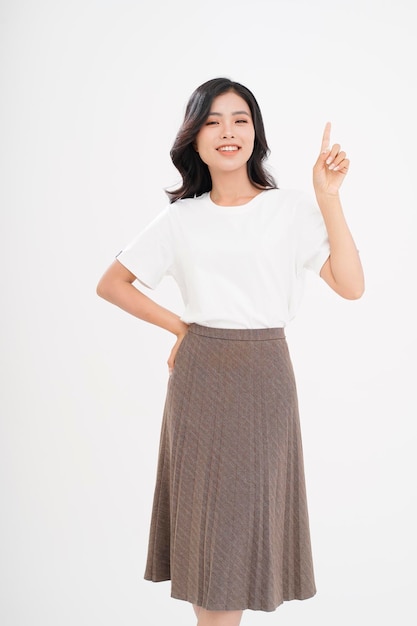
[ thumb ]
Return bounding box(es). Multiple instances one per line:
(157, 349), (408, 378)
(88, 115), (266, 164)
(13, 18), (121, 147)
(167, 350), (175, 374)
(319, 145), (331, 161)
(314, 150), (329, 170)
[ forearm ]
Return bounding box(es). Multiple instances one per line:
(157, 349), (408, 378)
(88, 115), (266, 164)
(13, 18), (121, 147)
(97, 277), (188, 337)
(315, 191), (365, 299)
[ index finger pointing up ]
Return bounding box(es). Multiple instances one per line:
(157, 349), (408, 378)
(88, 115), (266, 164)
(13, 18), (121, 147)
(321, 121), (331, 153)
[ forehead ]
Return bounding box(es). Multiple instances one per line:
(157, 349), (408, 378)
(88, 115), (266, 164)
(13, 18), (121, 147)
(209, 91), (251, 114)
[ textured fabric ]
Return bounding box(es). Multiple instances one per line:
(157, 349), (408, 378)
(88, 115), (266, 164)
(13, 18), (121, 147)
(144, 324), (316, 612)
(116, 188), (330, 329)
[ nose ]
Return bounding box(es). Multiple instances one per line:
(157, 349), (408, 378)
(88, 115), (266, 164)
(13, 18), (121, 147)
(221, 121), (234, 139)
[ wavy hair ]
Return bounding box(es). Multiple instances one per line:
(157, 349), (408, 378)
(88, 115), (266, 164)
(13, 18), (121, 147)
(167, 78), (277, 203)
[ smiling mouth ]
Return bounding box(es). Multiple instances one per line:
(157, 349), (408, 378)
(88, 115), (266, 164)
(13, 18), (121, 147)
(217, 145), (240, 152)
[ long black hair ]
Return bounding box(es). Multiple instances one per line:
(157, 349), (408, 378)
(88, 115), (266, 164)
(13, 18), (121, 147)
(167, 78), (277, 203)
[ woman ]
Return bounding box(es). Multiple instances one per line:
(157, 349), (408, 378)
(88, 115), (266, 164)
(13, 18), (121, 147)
(97, 77), (364, 626)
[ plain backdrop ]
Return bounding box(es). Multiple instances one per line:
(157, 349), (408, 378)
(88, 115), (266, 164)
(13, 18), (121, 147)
(1, 1), (416, 625)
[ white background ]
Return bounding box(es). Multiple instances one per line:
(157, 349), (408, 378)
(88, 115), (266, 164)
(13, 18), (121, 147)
(1, 1), (416, 624)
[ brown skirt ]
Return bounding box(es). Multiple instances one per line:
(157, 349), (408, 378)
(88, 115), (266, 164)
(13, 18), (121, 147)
(144, 324), (316, 612)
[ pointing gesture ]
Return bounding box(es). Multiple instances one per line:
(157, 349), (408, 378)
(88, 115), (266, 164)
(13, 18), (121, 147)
(313, 122), (350, 196)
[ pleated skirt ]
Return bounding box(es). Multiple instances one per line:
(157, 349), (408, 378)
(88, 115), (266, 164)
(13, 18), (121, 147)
(144, 323), (316, 612)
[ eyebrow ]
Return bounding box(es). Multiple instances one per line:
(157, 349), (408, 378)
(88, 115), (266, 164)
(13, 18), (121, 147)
(207, 110), (251, 117)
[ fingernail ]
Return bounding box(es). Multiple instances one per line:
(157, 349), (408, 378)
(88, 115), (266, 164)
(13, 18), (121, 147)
(326, 157), (332, 165)
(328, 163), (335, 170)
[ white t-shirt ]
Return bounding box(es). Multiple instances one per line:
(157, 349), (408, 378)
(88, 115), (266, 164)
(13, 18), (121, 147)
(116, 188), (330, 329)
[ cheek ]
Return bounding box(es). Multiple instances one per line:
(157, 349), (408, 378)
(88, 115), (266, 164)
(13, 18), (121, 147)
(246, 131), (256, 156)
(197, 151), (211, 167)
(194, 137), (211, 161)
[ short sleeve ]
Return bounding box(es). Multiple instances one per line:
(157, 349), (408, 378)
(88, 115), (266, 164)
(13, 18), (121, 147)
(116, 206), (174, 289)
(295, 193), (330, 275)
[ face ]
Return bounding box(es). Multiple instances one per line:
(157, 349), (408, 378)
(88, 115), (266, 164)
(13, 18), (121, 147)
(194, 91), (255, 175)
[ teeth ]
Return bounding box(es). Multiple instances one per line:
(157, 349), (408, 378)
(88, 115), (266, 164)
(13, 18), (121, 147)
(219, 146), (238, 151)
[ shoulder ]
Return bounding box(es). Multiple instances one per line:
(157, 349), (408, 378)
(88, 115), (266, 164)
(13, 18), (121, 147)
(260, 188), (315, 216)
(265, 188), (311, 202)
(165, 193), (211, 225)
(171, 192), (210, 208)
(148, 194), (207, 220)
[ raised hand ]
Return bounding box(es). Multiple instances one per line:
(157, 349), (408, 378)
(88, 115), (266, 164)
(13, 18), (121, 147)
(313, 122), (350, 196)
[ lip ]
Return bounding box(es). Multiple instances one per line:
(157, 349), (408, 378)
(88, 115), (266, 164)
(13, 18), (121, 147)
(216, 144), (241, 154)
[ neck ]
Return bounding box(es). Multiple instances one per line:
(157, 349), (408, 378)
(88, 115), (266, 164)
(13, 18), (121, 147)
(209, 171), (262, 206)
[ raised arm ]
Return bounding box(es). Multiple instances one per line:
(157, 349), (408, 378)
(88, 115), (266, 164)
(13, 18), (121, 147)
(312, 122), (365, 299)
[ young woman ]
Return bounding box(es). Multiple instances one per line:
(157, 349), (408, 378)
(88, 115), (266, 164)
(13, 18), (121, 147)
(97, 77), (364, 626)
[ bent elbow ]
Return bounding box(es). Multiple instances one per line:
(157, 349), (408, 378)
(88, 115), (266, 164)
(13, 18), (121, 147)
(342, 283), (365, 300)
(96, 277), (111, 300)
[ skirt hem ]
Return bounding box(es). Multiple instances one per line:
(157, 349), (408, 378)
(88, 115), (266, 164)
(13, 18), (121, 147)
(144, 575), (317, 613)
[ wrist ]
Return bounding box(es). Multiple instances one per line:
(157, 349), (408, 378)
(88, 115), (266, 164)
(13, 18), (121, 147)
(175, 320), (189, 337)
(314, 188), (340, 200)
(315, 190), (343, 212)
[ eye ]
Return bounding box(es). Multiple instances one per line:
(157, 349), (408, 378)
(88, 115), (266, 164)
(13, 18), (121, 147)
(206, 120), (219, 125)
(235, 119), (248, 124)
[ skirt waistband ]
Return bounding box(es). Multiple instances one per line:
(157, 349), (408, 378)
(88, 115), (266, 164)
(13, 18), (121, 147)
(187, 323), (285, 341)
